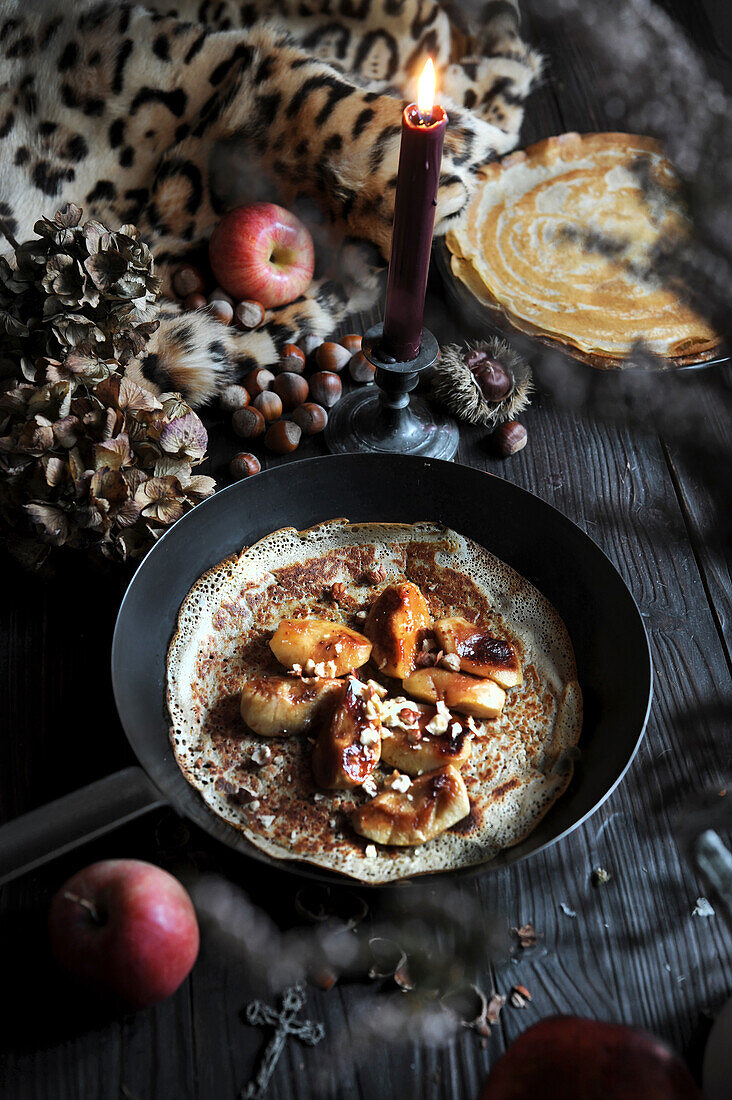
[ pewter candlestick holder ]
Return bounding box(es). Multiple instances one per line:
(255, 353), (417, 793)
(324, 322), (459, 459)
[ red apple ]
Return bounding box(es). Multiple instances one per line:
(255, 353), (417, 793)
(209, 202), (314, 308)
(480, 1016), (701, 1100)
(49, 859), (199, 1010)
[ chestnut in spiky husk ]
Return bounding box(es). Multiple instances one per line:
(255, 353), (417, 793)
(432, 337), (532, 427)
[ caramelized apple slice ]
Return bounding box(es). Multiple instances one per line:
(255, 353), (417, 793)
(240, 676), (342, 737)
(381, 704), (472, 775)
(433, 617), (522, 689)
(364, 581), (431, 679)
(402, 667), (506, 719)
(269, 619), (371, 676)
(312, 676), (381, 789)
(351, 765), (470, 846)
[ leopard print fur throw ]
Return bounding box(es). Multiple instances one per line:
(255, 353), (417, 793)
(0, 0), (540, 407)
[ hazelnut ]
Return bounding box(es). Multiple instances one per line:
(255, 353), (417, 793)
(172, 264), (205, 298)
(466, 352), (512, 402)
(253, 391), (283, 422)
(243, 368), (275, 398)
(220, 384), (250, 413)
(232, 405), (266, 439)
(316, 342), (351, 374)
(309, 371), (342, 408)
(492, 420), (527, 457)
(229, 452), (261, 479)
(292, 402), (328, 435)
(273, 372), (309, 411)
(234, 300), (265, 329)
(184, 292), (207, 311)
(265, 420), (301, 454)
(301, 334), (324, 360)
(339, 333), (362, 354)
(348, 351), (375, 384)
(283, 343), (306, 368)
(210, 287), (234, 306)
(208, 298), (233, 326)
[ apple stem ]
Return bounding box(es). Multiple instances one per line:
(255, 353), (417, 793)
(63, 890), (104, 925)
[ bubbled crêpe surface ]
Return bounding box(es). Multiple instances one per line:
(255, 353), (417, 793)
(447, 132), (721, 369)
(166, 521), (582, 884)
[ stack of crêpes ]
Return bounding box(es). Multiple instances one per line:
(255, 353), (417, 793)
(447, 132), (722, 369)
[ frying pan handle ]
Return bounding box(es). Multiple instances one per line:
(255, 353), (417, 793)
(0, 767), (168, 888)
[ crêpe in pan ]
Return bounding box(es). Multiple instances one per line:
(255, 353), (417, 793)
(166, 521), (582, 885)
(447, 132), (722, 369)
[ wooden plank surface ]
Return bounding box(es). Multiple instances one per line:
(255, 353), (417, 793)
(1, 3), (731, 1099)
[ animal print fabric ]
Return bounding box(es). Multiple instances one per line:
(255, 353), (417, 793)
(0, 1), (540, 405)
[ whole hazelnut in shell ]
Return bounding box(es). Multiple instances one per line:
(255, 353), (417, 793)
(348, 351), (375, 384)
(208, 298), (233, 326)
(316, 342), (351, 374)
(492, 420), (527, 457)
(309, 371), (342, 408)
(232, 405), (266, 439)
(253, 391), (283, 422)
(339, 333), (362, 355)
(265, 420), (302, 454)
(234, 300), (265, 330)
(172, 264), (205, 298)
(229, 453), (261, 479)
(220, 384), (250, 413)
(292, 402), (328, 435)
(273, 372), (309, 411)
(301, 334), (324, 364)
(243, 368), (275, 398)
(184, 292), (207, 311)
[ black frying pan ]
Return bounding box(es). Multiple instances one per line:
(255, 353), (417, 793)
(0, 454), (653, 887)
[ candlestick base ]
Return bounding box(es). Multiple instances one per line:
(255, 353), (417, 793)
(324, 324), (459, 460)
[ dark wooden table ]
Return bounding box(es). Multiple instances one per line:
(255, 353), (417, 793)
(2, 6), (731, 1099)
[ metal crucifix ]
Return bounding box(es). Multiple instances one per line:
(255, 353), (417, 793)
(242, 984), (325, 1100)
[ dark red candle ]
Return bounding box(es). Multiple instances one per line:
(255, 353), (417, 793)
(382, 61), (447, 362)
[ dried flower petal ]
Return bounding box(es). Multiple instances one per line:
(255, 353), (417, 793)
(25, 502), (69, 545)
(94, 433), (132, 471)
(159, 411), (207, 462)
(134, 475), (185, 524)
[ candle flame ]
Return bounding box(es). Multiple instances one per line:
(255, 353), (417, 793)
(417, 58), (435, 121)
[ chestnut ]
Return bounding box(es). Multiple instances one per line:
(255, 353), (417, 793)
(348, 351), (375, 384)
(220, 384), (250, 413)
(309, 370), (342, 408)
(184, 292), (207, 311)
(234, 300), (265, 329)
(232, 405), (266, 439)
(316, 341), (351, 374)
(172, 264), (204, 298)
(292, 402), (328, 435)
(492, 420), (527, 457)
(243, 368), (275, 398)
(210, 287), (234, 306)
(265, 420), (302, 454)
(229, 452), (261, 479)
(253, 391), (283, 422)
(467, 352), (512, 402)
(339, 333), (362, 355)
(273, 372), (309, 411)
(208, 298), (233, 326)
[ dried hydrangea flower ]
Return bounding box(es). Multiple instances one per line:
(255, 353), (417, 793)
(0, 205), (216, 567)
